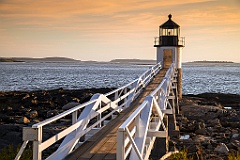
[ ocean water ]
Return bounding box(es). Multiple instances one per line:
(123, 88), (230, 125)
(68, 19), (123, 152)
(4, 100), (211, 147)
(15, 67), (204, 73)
(0, 62), (239, 94)
(0, 62), (148, 91)
(182, 63), (240, 94)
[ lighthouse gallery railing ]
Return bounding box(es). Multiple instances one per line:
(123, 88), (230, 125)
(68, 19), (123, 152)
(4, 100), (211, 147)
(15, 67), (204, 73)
(154, 37), (185, 46)
(15, 62), (162, 160)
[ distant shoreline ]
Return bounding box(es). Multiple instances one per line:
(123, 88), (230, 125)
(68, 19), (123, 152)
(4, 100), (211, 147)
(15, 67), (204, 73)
(186, 60), (234, 64)
(0, 57), (156, 65)
(0, 57), (236, 64)
(0, 58), (24, 62)
(0, 57), (81, 63)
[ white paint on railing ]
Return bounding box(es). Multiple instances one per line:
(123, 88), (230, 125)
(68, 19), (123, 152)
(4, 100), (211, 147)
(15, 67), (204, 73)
(15, 62), (162, 160)
(117, 63), (177, 160)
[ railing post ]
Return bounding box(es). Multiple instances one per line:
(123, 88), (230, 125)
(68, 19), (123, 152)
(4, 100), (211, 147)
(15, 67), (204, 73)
(135, 114), (141, 137)
(97, 103), (102, 128)
(115, 91), (118, 100)
(158, 91), (161, 108)
(124, 88), (127, 108)
(117, 129), (125, 160)
(33, 127), (42, 160)
(72, 111), (78, 124)
(130, 114), (143, 159)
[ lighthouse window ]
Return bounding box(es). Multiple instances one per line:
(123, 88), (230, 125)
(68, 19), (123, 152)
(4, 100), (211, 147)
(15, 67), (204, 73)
(161, 28), (178, 36)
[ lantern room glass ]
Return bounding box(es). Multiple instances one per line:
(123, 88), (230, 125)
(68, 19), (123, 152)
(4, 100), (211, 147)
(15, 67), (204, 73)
(159, 28), (179, 37)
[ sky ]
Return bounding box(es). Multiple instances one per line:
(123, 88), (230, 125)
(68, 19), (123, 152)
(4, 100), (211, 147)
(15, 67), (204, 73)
(0, 0), (240, 62)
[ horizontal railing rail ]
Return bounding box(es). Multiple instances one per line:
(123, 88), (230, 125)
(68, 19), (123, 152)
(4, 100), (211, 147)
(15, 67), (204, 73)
(15, 62), (162, 160)
(117, 63), (178, 160)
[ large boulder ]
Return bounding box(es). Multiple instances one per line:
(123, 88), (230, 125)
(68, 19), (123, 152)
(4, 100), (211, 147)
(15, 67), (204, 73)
(47, 110), (59, 118)
(29, 110), (38, 119)
(214, 143), (229, 154)
(16, 116), (30, 124)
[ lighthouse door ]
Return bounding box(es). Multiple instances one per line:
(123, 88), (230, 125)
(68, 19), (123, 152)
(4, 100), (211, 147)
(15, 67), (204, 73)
(163, 49), (173, 68)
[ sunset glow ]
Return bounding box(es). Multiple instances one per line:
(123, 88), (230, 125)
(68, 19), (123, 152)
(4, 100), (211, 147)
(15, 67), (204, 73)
(0, 0), (240, 62)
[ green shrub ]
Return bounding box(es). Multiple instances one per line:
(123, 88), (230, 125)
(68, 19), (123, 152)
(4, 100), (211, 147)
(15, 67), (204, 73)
(0, 144), (32, 160)
(228, 152), (240, 160)
(169, 149), (193, 160)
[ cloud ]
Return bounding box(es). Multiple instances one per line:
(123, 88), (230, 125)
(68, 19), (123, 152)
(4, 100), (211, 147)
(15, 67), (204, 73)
(0, 0), (240, 61)
(1, 0), (239, 35)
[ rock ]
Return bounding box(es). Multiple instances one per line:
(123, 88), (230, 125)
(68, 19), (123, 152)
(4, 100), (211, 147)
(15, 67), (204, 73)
(62, 102), (80, 110)
(72, 97), (80, 103)
(16, 116), (30, 124)
(193, 135), (211, 142)
(207, 144), (213, 150)
(206, 154), (224, 160)
(191, 152), (200, 160)
(185, 120), (197, 132)
(60, 119), (71, 123)
(232, 133), (239, 140)
(31, 99), (38, 105)
(22, 108), (31, 113)
(227, 142), (238, 150)
(187, 144), (199, 153)
(214, 143), (229, 154)
(197, 121), (206, 129)
(47, 110), (59, 118)
(29, 110), (38, 119)
(228, 140), (240, 151)
(195, 128), (208, 135)
(6, 116), (15, 123)
(22, 93), (30, 100)
(231, 122), (240, 128)
(33, 119), (41, 123)
(6, 106), (13, 111)
(207, 118), (221, 127)
(0, 113), (8, 122)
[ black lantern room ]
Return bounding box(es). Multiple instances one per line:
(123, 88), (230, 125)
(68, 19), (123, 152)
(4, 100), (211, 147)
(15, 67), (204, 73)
(154, 14), (184, 47)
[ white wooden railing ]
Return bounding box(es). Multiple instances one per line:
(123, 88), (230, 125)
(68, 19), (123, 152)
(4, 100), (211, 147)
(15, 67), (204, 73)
(15, 62), (162, 160)
(117, 63), (177, 160)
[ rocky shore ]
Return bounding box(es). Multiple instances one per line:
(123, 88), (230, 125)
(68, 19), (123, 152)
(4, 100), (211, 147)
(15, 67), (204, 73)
(171, 93), (240, 159)
(0, 88), (114, 151)
(0, 89), (240, 159)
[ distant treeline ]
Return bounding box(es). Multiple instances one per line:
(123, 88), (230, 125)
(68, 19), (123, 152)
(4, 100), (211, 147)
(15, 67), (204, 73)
(110, 59), (156, 64)
(0, 58), (23, 62)
(0, 57), (156, 64)
(0, 57), (81, 62)
(189, 60), (234, 64)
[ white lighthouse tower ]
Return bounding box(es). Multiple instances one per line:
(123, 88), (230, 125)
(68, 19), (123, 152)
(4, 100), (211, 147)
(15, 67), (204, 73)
(154, 14), (185, 99)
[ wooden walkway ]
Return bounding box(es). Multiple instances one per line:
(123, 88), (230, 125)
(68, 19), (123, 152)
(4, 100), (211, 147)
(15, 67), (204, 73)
(64, 69), (168, 160)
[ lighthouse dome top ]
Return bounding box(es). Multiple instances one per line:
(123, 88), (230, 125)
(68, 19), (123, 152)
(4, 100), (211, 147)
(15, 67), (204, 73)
(160, 14), (180, 29)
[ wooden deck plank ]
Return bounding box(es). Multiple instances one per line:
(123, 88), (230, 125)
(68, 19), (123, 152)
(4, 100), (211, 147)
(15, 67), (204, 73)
(89, 142), (116, 160)
(104, 143), (117, 160)
(64, 69), (167, 160)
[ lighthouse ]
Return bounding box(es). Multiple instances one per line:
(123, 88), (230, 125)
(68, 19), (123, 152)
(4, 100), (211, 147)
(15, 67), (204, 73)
(154, 14), (185, 99)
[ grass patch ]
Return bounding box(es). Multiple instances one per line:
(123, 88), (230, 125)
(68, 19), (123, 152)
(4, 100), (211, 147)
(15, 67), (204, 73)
(0, 144), (32, 160)
(228, 152), (240, 160)
(169, 149), (193, 160)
